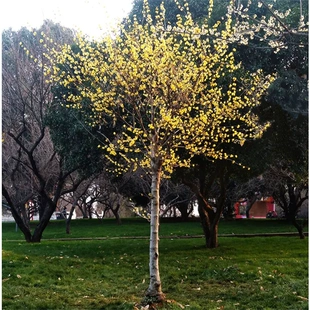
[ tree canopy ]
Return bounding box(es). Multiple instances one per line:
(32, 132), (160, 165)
(50, 2), (274, 175)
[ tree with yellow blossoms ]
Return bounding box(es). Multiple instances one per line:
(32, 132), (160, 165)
(49, 0), (274, 304)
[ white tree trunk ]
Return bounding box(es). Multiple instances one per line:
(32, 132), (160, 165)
(145, 145), (164, 302)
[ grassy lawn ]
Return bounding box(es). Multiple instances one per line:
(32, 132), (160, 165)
(2, 219), (308, 309)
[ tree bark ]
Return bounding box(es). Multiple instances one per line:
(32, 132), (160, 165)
(88, 205), (93, 219)
(13, 206), (32, 242)
(246, 196), (257, 218)
(208, 223), (219, 248)
(289, 214), (305, 239)
(293, 221), (305, 239)
(66, 202), (77, 234)
(110, 202), (122, 225)
(177, 202), (193, 221)
(145, 154), (165, 303)
(2, 185), (32, 242)
(114, 210), (122, 225)
(197, 198), (219, 248)
(31, 200), (56, 242)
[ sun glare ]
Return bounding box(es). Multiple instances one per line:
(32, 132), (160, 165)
(1, 0), (133, 38)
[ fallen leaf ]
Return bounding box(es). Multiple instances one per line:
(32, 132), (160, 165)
(166, 299), (185, 309)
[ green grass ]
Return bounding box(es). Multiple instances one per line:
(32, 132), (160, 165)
(2, 218), (308, 241)
(2, 219), (308, 309)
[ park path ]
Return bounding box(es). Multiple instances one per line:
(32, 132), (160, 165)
(3, 232), (307, 242)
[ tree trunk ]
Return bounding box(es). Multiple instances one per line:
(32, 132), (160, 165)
(88, 205), (93, 219)
(38, 195), (45, 221)
(66, 218), (71, 234)
(291, 217), (305, 239)
(246, 196), (257, 219)
(197, 198), (220, 248)
(201, 215), (219, 248)
(77, 203), (88, 218)
(208, 223), (219, 248)
(2, 185), (32, 242)
(176, 202), (191, 221)
(114, 211), (122, 225)
(288, 185), (306, 239)
(66, 203), (77, 234)
(198, 202), (210, 244)
(3, 185), (56, 243)
(111, 203), (121, 225)
(15, 206), (32, 242)
(145, 156), (165, 303)
(31, 200), (56, 242)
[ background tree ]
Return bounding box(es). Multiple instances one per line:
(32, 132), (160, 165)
(86, 172), (134, 224)
(159, 180), (195, 219)
(49, 1), (274, 303)
(58, 175), (98, 234)
(1, 22), (93, 242)
(261, 109), (308, 237)
(178, 156), (236, 247)
(227, 103), (308, 237)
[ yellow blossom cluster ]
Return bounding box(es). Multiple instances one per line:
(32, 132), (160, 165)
(48, 0), (275, 176)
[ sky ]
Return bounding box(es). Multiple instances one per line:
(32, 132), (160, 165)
(1, 0), (134, 39)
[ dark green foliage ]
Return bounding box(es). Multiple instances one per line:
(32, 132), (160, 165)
(235, 101), (307, 177)
(45, 99), (105, 177)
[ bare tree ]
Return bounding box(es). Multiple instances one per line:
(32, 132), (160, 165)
(263, 165), (308, 239)
(2, 23), (89, 242)
(159, 181), (195, 220)
(180, 158), (233, 248)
